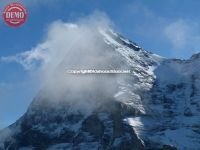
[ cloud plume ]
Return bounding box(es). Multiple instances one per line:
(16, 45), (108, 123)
(1, 12), (127, 114)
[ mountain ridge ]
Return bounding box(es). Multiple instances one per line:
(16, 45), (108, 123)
(0, 28), (199, 150)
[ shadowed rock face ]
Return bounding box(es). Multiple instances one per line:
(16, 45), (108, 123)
(0, 99), (145, 150)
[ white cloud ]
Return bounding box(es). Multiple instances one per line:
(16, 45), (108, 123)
(0, 12), (125, 114)
(1, 12), (112, 70)
(123, 2), (200, 57)
(164, 20), (193, 49)
(163, 19), (200, 53)
(0, 43), (48, 70)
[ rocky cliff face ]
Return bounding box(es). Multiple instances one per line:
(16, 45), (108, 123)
(0, 29), (200, 150)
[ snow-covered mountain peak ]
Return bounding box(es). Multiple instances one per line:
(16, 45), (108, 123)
(1, 28), (200, 150)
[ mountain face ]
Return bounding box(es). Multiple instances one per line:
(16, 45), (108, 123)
(0, 29), (200, 150)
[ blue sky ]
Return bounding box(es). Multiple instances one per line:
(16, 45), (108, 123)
(0, 0), (200, 129)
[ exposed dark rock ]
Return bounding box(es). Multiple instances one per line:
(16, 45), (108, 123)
(184, 107), (193, 116)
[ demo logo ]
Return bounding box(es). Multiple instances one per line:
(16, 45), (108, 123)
(2, 2), (27, 27)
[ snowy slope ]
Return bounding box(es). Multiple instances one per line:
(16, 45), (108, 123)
(101, 30), (200, 150)
(0, 28), (200, 150)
